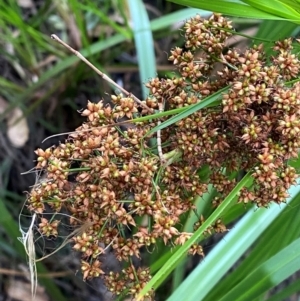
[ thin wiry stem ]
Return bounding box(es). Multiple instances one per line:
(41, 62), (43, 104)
(35, 221), (94, 262)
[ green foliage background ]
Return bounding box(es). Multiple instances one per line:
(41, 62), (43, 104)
(1, 0), (300, 300)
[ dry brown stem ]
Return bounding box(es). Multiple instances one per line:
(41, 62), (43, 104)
(50, 34), (153, 113)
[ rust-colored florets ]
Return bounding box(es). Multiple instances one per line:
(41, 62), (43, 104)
(26, 13), (300, 300)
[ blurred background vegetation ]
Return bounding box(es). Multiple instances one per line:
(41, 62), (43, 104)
(1, 0), (300, 300)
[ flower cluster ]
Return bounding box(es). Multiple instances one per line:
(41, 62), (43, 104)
(27, 13), (300, 299)
(150, 14), (300, 208)
(28, 97), (205, 299)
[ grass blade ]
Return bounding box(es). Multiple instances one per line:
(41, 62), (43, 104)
(167, 179), (300, 301)
(168, 0), (285, 20)
(146, 86), (228, 136)
(128, 0), (156, 98)
(137, 172), (252, 300)
(219, 237), (300, 301)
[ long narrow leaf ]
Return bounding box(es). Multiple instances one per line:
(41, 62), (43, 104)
(254, 19), (298, 55)
(266, 278), (300, 301)
(242, 0), (300, 21)
(167, 179), (300, 301)
(168, 0), (286, 20)
(150, 8), (211, 31)
(137, 172), (252, 300)
(128, 0), (156, 98)
(219, 238), (300, 301)
(172, 186), (215, 290)
(204, 182), (300, 301)
(146, 86), (229, 136)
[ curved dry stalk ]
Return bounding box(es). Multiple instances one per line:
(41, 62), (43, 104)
(18, 213), (37, 301)
(50, 34), (153, 113)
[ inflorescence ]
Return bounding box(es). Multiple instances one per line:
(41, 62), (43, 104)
(27, 13), (300, 300)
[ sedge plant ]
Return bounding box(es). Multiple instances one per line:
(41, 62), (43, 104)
(24, 13), (300, 300)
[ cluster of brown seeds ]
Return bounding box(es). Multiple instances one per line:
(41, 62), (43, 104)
(27, 13), (300, 299)
(151, 14), (300, 208)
